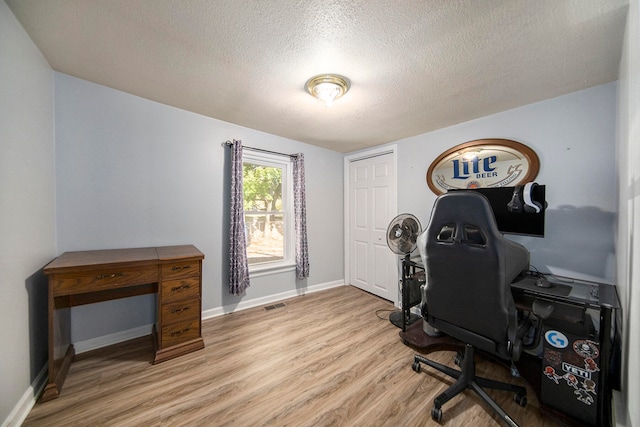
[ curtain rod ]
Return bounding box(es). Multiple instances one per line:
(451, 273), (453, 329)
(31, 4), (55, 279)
(223, 140), (296, 159)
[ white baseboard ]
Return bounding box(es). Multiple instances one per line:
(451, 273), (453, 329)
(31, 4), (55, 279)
(202, 280), (345, 320)
(1, 365), (47, 427)
(74, 324), (154, 355)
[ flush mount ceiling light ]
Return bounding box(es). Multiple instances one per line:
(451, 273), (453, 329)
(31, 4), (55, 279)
(305, 74), (350, 107)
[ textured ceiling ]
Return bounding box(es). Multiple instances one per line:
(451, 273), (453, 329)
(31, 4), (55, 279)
(6, 0), (629, 153)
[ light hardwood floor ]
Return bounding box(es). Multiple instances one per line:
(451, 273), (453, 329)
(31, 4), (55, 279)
(24, 285), (563, 426)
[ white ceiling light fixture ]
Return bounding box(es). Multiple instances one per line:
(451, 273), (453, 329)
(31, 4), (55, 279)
(305, 74), (350, 107)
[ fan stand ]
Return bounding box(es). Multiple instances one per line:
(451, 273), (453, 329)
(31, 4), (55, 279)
(389, 311), (421, 329)
(389, 252), (422, 330)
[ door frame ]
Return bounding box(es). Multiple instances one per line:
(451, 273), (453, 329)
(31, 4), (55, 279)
(344, 144), (398, 305)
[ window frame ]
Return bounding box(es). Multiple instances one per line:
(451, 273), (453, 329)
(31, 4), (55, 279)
(242, 151), (295, 276)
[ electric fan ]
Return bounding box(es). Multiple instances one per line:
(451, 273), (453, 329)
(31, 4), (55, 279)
(386, 213), (421, 256)
(386, 214), (422, 329)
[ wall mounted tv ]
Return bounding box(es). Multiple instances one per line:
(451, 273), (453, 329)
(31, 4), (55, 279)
(451, 185), (546, 237)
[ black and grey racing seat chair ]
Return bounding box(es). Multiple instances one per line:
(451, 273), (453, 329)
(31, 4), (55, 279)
(412, 191), (531, 426)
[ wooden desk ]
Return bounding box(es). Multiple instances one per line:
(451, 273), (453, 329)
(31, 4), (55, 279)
(42, 245), (205, 401)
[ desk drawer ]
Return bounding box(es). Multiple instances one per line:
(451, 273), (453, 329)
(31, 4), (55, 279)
(161, 297), (200, 325)
(160, 319), (200, 347)
(161, 260), (200, 280)
(52, 265), (158, 296)
(161, 276), (200, 302)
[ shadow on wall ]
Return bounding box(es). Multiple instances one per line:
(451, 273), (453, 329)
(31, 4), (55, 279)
(26, 267), (49, 381)
(512, 205), (616, 280)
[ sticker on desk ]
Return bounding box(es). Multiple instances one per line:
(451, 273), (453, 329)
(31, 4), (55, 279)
(544, 348), (562, 366)
(545, 330), (569, 348)
(584, 357), (600, 373)
(573, 340), (599, 359)
(574, 378), (597, 405)
(575, 388), (595, 405)
(561, 362), (592, 381)
(544, 366), (562, 384)
(562, 372), (580, 388)
(560, 361), (598, 406)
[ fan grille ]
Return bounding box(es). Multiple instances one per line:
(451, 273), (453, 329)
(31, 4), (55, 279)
(386, 214), (421, 255)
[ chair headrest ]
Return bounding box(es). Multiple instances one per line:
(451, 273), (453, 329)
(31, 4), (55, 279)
(429, 191), (500, 238)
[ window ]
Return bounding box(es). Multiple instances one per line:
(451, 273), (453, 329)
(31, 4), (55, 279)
(243, 152), (294, 272)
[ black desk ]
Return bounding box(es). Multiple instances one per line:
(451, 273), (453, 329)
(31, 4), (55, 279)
(400, 274), (620, 427)
(510, 275), (620, 426)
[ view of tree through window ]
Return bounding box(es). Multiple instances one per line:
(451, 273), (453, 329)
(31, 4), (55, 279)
(243, 162), (285, 265)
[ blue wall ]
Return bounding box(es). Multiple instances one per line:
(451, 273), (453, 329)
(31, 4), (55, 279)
(386, 82), (617, 282)
(54, 73), (345, 343)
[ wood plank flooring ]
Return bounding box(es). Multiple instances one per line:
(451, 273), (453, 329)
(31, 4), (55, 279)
(24, 285), (563, 426)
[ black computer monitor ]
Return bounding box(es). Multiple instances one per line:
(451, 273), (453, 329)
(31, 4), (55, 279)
(453, 185), (546, 237)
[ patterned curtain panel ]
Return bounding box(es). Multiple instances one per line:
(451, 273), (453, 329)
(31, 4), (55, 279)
(293, 154), (310, 279)
(229, 140), (250, 294)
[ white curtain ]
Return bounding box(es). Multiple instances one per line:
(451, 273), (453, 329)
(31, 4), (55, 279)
(293, 153), (310, 279)
(229, 140), (250, 294)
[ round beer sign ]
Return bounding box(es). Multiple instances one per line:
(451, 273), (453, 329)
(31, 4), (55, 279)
(426, 139), (540, 195)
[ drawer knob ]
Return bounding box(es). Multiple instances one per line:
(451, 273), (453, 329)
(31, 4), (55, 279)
(171, 327), (191, 337)
(171, 265), (191, 271)
(96, 272), (125, 280)
(171, 306), (191, 314)
(171, 284), (191, 292)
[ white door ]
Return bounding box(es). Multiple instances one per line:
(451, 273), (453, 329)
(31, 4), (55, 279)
(348, 152), (397, 301)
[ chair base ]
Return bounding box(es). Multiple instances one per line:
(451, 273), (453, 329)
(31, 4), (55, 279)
(412, 344), (527, 427)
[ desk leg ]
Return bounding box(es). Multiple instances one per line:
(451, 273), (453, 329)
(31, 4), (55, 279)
(41, 289), (74, 402)
(597, 306), (613, 427)
(41, 344), (75, 402)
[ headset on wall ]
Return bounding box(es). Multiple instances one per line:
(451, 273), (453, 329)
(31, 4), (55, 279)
(507, 182), (543, 214)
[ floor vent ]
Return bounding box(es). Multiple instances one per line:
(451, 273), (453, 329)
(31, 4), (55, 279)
(264, 302), (287, 311)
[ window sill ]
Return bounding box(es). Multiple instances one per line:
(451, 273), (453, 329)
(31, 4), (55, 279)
(249, 263), (296, 278)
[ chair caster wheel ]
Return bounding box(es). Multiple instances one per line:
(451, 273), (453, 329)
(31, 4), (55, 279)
(412, 361), (421, 373)
(514, 393), (527, 407)
(431, 406), (443, 423)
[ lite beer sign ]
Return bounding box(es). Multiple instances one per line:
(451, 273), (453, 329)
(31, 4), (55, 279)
(426, 139), (540, 195)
